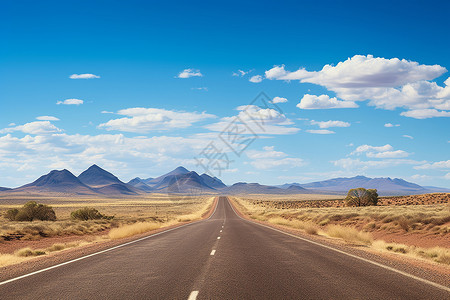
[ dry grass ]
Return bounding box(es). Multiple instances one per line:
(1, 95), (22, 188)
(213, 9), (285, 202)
(326, 225), (373, 245)
(109, 222), (162, 239)
(373, 240), (450, 265)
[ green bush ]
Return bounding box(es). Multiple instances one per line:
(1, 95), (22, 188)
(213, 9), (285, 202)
(345, 188), (378, 207)
(5, 201), (56, 221)
(71, 207), (112, 220)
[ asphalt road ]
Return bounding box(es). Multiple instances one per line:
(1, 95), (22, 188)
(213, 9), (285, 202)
(1, 196), (448, 299)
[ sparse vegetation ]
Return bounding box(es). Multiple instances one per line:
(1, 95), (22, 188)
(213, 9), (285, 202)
(71, 207), (113, 221)
(109, 222), (163, 239)
(5, 201), (56, 221)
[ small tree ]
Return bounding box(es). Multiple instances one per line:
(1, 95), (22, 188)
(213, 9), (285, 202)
(345, 188), (378, 207)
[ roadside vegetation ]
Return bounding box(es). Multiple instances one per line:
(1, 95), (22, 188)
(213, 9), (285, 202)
(232, 194), (450, 265)
(0, 195), (215, 267)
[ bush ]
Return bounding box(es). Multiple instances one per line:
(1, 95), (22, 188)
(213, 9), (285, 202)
(5, 201), (56, 221)
(71, 207), (112, 221)
(345, 188), (378, 207)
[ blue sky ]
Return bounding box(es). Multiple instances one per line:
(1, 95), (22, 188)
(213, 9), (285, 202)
(1, 0), (449, 188)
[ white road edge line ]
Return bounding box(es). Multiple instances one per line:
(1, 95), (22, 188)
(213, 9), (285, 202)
(227, 197), (450, 293)
(188, 290), (199, 300)
(210, 250), (216, 255)
(0, 197), (221, 287)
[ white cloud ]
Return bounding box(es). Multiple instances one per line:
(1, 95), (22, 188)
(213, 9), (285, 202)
(266, 55), (450, 117)
(101, 111), (114, 114)
(384, 123), (400, 127)
(246, 146), (304, 170)
(265, 65), (309, 80)
(297, 94), (358, 109)
(69, 74), (100, 79)
(36, 116), (60, 121)
(411, 174), (431, 181)
(249, 75), (263, 83)
(333, 158), (424, 170)
(415, 160), (450, 170)
(403, 135), (414, 139)
(352, 144), (393, 154)
(205, 105), (299, 135)
(366, 150), (409, 158)
(272, 97), (288, 104)
(177, 69), (202, 78)
(191, 87), (208, 91)
(99, 107), (216, 133)
(232, 70), (251, 77)
(0, 121), (62, 135)
(310, 120), (350, 128)
(400, 109), (450, 119)
(306, 129), (335, 134)
(57, 99), (84, 105)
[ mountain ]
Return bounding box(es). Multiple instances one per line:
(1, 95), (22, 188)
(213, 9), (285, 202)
(127, 177), (154, 192)
(78, 164), (139, 195)
(154, 171), (216, 193)
(423, 186), (450, 193)
(299, 175), (428, 195)
(13, 169), (96, 195)
(0, 187), (11, 191)
(200, 174), (227, 189)
(223, 182), (303, 194)
(143, 166), (190, 187)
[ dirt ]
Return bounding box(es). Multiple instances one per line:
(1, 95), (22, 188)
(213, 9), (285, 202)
(371, 230), (450, 248)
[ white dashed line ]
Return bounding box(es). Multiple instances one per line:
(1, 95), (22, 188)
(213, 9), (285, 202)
(188, 290), (199, 300)
(210, 250), (216, 255)
(217, 237), (221, 239)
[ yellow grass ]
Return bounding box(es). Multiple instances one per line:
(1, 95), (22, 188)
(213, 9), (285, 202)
(0, 254), (26, 268)
(109, 222), (162, 239)
(325, 225), (373, 245)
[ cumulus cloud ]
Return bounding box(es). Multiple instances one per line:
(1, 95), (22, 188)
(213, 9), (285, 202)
(177, 69), (202, 78)
(57, 99), (84, 105)
(266, 55), (450, 117)
(306, 129), (335, 134)
(249, 75), (263, 83)
(0, 121), (62, 135)
(99, 107), (216, 133)
(414, 160), (450, 170)
(272, 97), (288, 104)
(36, 116), (60, 121)
(205, 105), (299, 135)
(384, 123), (400, 127)
(310, 120), (350, 128)
(246, 146), (304, 170)
(297, 94), (358, 109)
(400, 109), (450, 119)
(350, 144), (410, 159)
(69, 74), (100, 79)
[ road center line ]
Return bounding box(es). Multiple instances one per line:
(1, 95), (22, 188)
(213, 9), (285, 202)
(210, 250), (216, 255)
(217, 237), (220, 239)
(220, 230), (222, 232)
(188, 290), (199, 300)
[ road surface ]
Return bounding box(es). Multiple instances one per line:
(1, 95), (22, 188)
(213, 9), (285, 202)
(1, 196), (448, 299)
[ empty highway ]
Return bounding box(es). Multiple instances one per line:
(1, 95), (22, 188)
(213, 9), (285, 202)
(1, 196), (448, 299)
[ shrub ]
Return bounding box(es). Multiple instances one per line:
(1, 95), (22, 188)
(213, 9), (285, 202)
(5, 201), (56, 221)
(345, 188), (378, 207)
(71, 207), (112, 220)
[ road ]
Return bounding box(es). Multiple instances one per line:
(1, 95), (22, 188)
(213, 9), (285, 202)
(1, 196), (448, 299)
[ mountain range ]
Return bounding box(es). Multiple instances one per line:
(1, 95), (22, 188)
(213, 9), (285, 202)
(1, 165), (449, 196)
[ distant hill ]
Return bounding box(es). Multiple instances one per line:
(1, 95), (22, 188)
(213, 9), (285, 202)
(78, 164), (140, 195)
(223, 182), (305, 194)
(0, 187), (11, 191)
(13, 169), (97, 195)
(295, 175), (429, 195)
(154, 171), (216, 193)
(200, 174), (227, 189)
(143, 166), (190, 187)
(128, 177), (154, 192)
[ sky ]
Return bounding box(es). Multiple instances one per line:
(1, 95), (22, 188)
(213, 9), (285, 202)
(1, 0), (449, 188)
